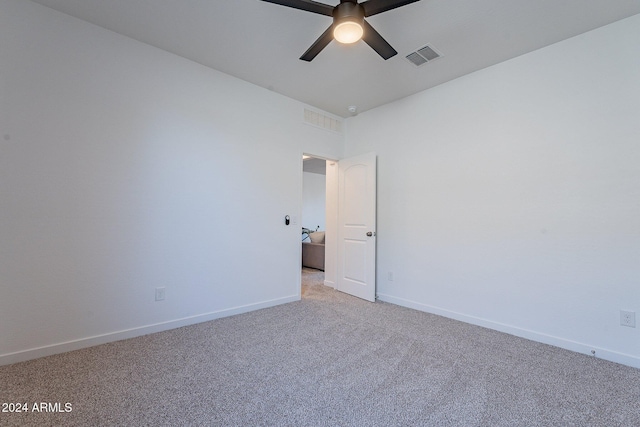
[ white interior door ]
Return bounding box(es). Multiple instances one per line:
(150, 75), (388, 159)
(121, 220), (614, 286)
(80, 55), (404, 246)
(336, 152), (376, 302)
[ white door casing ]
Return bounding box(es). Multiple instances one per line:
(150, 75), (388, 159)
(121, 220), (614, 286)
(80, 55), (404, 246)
(336, 152), (376, 302)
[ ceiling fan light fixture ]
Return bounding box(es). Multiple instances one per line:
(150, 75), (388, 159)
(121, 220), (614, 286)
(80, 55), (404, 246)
(333, 1), (365, 44)
(261, 0), (419, 61)
(334, 20), (363, 44)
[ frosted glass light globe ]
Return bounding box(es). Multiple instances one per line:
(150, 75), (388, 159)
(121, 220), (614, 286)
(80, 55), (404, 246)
(334, 21), (363, 44)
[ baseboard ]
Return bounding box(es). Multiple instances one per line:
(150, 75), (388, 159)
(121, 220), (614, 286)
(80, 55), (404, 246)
(0, 295), (299, 367)
(377, 293), (640, 370)
(324, 279), (336, 288)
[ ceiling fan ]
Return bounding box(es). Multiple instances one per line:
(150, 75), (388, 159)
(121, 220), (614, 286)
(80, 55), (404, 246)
(260, 0), (421, 61)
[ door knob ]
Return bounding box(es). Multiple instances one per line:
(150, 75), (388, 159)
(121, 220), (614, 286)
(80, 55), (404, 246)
(366, 232), (373, 237)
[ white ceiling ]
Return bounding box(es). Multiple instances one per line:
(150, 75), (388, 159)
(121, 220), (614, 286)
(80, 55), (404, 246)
(30, 0), (640, 118)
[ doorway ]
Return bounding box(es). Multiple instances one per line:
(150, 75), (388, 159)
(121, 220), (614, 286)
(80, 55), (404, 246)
(301, 155), (330, 295)
(299, 152), (377, 301)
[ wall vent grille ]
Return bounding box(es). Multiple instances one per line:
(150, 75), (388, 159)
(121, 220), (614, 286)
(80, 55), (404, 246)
(304, 108), (342, 133)
(405, 44), (442, 67)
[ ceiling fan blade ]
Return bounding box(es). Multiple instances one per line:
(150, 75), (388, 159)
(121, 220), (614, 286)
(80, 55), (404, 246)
(300, 25), (334, 61)
(362, 20), (397, 60)
(260, 0), (333, 16)
(361, 0), (421, 17)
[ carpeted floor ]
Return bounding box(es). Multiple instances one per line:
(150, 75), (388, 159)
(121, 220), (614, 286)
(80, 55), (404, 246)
(1, 272), (639, 426)
(301, 266), (326, 297)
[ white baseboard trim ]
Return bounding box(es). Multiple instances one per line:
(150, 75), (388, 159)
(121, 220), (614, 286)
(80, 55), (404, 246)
(0, 295), (298, 367)
(377, 293), (640, 370)
(324, 279), (336, 288)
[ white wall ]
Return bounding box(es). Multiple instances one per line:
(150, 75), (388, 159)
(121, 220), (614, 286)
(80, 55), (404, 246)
(0, 0), (343, 365)
(302, 171), (326, 233)
(344, 14), (640, 368)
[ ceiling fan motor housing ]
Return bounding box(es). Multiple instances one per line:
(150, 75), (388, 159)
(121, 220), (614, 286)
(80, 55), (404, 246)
(333, 0), (365, 28)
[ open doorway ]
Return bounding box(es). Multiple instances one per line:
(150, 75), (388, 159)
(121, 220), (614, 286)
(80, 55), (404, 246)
(301, 155), (334, 296)
(300, 152), (377, 301)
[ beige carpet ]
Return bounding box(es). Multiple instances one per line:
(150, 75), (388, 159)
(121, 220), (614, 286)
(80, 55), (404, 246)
(1, 274), (640, 426)
(301, 267), (326, 298)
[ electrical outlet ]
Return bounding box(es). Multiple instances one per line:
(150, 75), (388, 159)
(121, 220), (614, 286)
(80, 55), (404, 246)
(155, 287), (166, 302)
(620, 310), (636, 328)
(388, 271), (394, 281)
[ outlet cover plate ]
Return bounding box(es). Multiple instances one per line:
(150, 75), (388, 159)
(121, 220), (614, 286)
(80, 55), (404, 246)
(620, 310), (636, 328)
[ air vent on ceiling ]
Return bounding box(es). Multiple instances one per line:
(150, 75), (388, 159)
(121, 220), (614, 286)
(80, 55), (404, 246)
(304, 108), (342, 133)
(405, 44), (442, 67)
